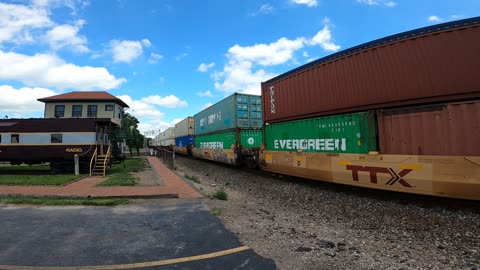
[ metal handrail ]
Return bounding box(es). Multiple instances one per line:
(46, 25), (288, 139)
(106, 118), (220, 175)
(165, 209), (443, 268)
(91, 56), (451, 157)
(89, 147), (98, 177)
(102, 144), (111, 177)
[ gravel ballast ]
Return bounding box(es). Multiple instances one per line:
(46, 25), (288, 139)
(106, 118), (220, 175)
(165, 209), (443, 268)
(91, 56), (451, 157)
(174, 156), (480, 270)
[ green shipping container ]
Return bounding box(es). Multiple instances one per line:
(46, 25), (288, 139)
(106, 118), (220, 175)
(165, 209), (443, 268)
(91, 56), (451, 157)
(195, 129), (262, 149)
(264, 111), (377, 154)
(194, 93), (262, 135)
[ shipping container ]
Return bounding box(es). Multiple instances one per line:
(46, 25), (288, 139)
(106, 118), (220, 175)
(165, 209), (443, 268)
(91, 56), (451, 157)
(264, 111), (377, 154)
(194, 93), (262, 135)
(158, 127), (174, 146)
(377, 100), (480, 156)
(261, 17), (480, 123)
(174, 117), (194, 138)
(192, 129), (262, 165)
(174, 135), (194, 155)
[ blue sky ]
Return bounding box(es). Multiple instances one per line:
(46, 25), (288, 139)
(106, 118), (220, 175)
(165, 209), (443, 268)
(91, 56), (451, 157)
(0, 0), (478, 136)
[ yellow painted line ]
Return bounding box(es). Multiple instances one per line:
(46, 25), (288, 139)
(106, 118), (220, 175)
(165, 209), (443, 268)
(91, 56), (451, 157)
(338, 160), (352, 165)
(400, 164), (422, 170)
(0, 246), (250, 270)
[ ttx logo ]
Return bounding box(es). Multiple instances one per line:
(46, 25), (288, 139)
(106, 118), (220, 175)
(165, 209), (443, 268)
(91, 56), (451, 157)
(345, 165), (414, 187)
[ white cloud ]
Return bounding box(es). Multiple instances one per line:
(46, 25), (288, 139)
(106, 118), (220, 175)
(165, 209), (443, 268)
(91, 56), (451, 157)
(32, 0), (90, 15)
(198, 62), (215, 72)
(118, 94), (185, 135)
(250, 4), (274, 16)
(110, 40), (143, 63)
(213, 18), (339, 95)
(141, 39), (151, 47)
(428, 15), (442, 22)
(384, 1), (397, 7)
(309, 25), (341, 51)
(197, 90), (215, 97)
(117, 95), (165, 119)
(0, 50), (126, 90)
(142, 95), (188, 108)
(228, 37), (306, 66)
(291, 0), (317, 7)
(0, 85), (57, 118)
(0, 2), (53, 44)
(44, 20), (89, 53)
(176, 53), (188, 61)
(201, 102), (213, 110)
(356, 0), (397, 7)
(148, 52), (164, 64)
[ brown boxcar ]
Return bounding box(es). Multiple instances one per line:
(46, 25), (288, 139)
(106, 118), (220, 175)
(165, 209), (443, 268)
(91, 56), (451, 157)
(261, 17), (480, 123)
(377, 100), (480, 156)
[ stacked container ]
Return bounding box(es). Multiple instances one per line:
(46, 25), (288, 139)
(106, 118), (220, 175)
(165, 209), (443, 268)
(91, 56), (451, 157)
(174, 116), (194, 155)
(193, 93), (263, 165)
(158, 127), (174, 149)
(259, 16), (480, 200)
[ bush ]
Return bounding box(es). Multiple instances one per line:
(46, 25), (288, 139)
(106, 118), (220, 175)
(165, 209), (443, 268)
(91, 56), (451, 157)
(212, 189), (228, 200)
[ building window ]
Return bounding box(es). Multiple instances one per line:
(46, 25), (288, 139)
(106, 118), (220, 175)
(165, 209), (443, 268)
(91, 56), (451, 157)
(54, 105), (65, 118)
(0, 134), (2, 143)
(87, 105), (97, 117)
(51, 134), (62, 143)
(72, 105), (83, 117)
(11, 134), (19, 143)
(105, 105), (114, 111)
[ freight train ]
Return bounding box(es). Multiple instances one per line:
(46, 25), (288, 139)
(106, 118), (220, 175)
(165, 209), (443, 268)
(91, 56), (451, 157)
(0, 118), (122, 173)
(154, 17), (480, 200)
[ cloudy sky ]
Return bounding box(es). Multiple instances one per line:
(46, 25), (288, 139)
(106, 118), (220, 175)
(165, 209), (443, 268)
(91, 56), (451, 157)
(0, 0), (478, 136)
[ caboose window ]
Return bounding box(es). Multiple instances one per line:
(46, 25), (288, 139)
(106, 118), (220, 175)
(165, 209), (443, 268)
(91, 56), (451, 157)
(87, 105), (97, 117)
(72, 105), (82, 117)
(51, 134), (62, 143)
(11, 134), (19, 143)
(54, 105), (65, 118)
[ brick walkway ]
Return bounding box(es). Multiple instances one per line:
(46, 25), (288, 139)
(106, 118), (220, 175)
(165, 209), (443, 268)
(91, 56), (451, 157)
(0, 157), (201, 199)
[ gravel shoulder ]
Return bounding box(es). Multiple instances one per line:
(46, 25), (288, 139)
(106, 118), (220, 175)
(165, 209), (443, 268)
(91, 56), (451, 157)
(172, 155), (480, 270)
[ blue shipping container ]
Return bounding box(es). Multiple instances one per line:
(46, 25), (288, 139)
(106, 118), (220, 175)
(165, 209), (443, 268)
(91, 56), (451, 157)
(175, 136), (194, 147)
(194, 93), (262, 135)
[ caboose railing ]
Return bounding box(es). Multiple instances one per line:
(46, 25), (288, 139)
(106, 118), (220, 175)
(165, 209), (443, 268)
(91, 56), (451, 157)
(102, 144), (111, 177)
(89, 147), (98, 177)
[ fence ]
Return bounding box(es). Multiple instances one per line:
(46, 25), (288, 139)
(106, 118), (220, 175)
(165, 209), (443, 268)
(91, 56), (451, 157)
(152, 147), (176, 170)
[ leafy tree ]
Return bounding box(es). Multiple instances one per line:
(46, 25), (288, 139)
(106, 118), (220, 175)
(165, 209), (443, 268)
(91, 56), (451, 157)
(114, 112), (144, 157)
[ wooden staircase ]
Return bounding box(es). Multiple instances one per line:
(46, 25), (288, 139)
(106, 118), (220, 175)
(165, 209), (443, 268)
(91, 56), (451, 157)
(91, 155), (108, 176)
(89, 145), (111, 177)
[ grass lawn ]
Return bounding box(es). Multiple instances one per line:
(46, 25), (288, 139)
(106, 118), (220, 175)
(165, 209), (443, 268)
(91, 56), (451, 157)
(0, 164), (50, 171)
(97, 158), (148, 186)
(0, 175), (83, 186)
(0, 164), (83, 186)
(0, 196), (128, 206)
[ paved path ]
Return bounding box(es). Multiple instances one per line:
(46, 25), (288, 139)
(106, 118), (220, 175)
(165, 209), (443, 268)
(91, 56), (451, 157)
(0, 157), (201, 199)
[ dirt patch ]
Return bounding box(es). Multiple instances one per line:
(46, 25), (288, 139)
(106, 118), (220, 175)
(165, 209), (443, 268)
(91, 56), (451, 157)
(131, 158), (164, 186)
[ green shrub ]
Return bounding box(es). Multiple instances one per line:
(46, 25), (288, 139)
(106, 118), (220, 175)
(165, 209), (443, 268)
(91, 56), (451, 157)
(212, 189), (228, 201)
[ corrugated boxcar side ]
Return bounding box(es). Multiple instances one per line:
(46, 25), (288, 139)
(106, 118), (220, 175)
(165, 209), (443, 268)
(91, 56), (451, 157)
(262, 24), (480, 123)
(194, 93), (262, 135)
(264, 111), (377, 154)
(175, 136), (194, 147)
(174, 117), (194, 138)
(377, 100), (480, 156)
(195, 129), (262, 149)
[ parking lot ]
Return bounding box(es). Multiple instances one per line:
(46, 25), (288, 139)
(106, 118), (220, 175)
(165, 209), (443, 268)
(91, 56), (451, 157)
(0, 200), (276, 270)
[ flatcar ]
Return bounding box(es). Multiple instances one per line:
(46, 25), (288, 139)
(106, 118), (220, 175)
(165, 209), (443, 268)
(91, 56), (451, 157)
(0, 118), (120, 173)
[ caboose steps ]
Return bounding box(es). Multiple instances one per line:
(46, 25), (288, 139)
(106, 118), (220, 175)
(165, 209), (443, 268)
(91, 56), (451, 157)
(91, 155), (109, 177)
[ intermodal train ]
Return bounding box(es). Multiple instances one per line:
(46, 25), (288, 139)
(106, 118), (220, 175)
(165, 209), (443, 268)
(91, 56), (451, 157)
(156, 16), (480, 200)
(0, 118), (123, 173)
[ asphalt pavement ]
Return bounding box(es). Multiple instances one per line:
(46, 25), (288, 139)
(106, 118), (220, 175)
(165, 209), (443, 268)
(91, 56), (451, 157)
(0, 199), (276, 270)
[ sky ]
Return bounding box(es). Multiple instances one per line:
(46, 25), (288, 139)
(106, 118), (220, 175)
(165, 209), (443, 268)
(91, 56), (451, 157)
(0, 0), (479, 137)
